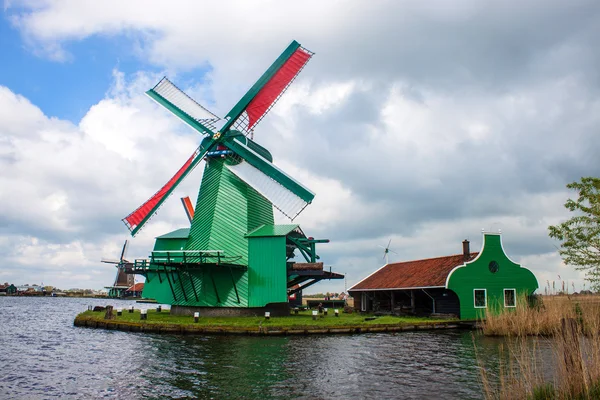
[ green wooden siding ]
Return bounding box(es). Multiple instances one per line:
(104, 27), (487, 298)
(152, 237), (188, 252)
(447, 233), (538, 320)
(142, 153), (275, 308)
(248, 236), (287, 307)
(247, 185), (275, 235)
(142, 267), (248, 307)
(186, 159), (249, 265)
(185, 157), (274, 267)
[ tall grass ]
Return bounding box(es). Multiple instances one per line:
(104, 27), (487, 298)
(477, 295), (600, 399)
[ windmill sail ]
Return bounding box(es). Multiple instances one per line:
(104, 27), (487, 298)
(181, 196), (195, 223)
(225, 41), (313, 135)
(225, 138), (314, 220)
(227, 160), (311, 220)
(120, 240), (129, 262)
(123, 40), (314, 235)
(122, 143), (211, 235)
(147, 78), (219, 134)
(245, 47), (312, 130)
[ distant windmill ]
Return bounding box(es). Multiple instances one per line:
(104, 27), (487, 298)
(378, 239), (398, 265)
(101, 240), (134, 297)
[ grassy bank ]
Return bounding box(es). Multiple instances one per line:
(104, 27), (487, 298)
(477, 295), (600, 399)
(74, 309), (461, 335)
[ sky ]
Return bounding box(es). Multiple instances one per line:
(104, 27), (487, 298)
(1, 0), (599, 294)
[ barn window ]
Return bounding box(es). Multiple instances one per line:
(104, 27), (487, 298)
(474, 289), (487, 308)
(504, 289), (516, 307)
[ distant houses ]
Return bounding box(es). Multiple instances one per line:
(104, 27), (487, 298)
(0, 283), (16, 295)
(0, 283), (45, 295)
(125, 283), (144, 298)
(349, 232), (538, 320)
(0, 283), (108, 297)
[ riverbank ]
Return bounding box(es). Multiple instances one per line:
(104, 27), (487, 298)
(74, 309), (472, 335)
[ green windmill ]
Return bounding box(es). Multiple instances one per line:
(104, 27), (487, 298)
(123, 40), (343, 315)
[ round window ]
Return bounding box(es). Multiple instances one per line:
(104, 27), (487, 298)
(489, 261), (499, 273)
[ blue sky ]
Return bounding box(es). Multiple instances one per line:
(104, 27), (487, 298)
(1, 1), (600, 293)
(1, 14), (121, 121)
(0, 12), (214, 122)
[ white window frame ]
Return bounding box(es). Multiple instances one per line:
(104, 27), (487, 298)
(474, 289), (487, 308)
(504, 288), (516, 308)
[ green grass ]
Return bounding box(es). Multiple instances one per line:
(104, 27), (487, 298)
(76, 309), (456, 330)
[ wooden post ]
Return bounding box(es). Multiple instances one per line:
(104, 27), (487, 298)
(324, 308), (328, 316)
(391, 291), (395, 313)
(129, 305), (134, 313)
(116, 308), (122, 316)
(156, 305), (162, 313)
(335, 309), (339, 317)
(104, 305), (114, 320)
(194, 312), (199, 323)
(140, 309), (147, 320)
(265, 312), (270, 320)
(410, 290), (415, 313)
(312, 310), (318, 320)
(294, 308), (299, 315)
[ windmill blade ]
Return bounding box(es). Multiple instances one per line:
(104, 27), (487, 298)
(387, 239), (392, 249)
(146, 77), (219, 135)
(120, 240), (129, 262)
(122, 141), (214, 236)
(226, 160), (310, 220)
(180, 196), (195, 223)
(225, 138), (314, 220)
(222, 40), (313, 136)
(389, 249), (398, 255)
(101, 258), (120, 264)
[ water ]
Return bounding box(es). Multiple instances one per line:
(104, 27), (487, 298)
(1, 297), (499, 399)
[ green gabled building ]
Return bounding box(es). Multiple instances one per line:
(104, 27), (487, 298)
(122, 41), (343, 315)
(446, 232), (538, 319)
(349, 232), (538, 320)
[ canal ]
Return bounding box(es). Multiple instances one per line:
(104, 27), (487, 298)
(1, 297), (506, 399)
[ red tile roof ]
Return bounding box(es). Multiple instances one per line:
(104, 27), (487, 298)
(126, 283), (144, 292)
(350, 252), (478, 290)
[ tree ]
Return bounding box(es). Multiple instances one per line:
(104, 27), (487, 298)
(549, 177), (600, 291)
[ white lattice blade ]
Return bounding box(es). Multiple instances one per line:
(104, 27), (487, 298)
(226, 161), (309, 220)
(153, 78), (220, 121)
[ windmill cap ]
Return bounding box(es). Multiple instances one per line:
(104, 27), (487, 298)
(201, 133), (273, 162)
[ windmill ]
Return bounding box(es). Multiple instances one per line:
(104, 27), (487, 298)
(101, 240), (134, 297)
(122, 40), (315, 237)
(378, 239), (397, 265)
(121, 40), (343, 312)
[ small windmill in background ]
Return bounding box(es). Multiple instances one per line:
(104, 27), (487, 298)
(378, 239), (398, 265)
(101, 240), (134, 296)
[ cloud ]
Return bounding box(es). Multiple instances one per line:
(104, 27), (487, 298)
(0, 72), (215, 288)
(1, 1), (600, 293)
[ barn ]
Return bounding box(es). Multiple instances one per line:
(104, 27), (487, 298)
(348, 232), (538, 320)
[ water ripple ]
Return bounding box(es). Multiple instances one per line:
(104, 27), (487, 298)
(0, 297), (499, 399)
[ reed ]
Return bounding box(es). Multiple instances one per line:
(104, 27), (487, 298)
(477, 294), (600, 399)
(482, 295), (574, 336)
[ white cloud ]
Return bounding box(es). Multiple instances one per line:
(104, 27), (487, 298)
(0, 72), (211, 288)
(2, 0), (600, 294)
